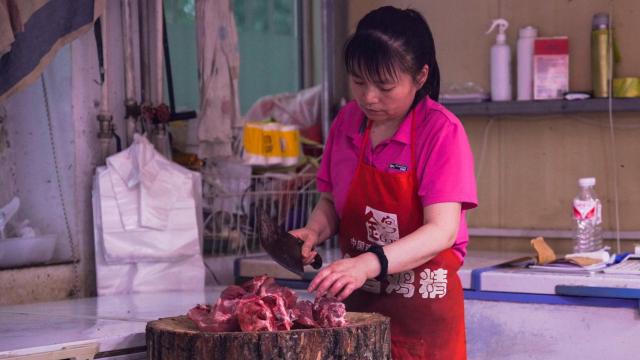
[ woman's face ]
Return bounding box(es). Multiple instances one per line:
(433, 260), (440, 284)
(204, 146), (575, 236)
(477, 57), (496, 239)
(349, 66), (427, 123)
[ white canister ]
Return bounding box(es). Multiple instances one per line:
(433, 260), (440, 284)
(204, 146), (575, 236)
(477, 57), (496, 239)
(517, 26), (538, 100)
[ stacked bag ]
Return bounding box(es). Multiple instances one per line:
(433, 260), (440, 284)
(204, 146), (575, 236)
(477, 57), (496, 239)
(92, 135), (204, 295)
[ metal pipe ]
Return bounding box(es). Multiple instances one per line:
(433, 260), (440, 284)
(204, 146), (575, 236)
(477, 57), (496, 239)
(122, 0), (135, 102)
(162, 10), (175, 114)
(320, 0), (334, 144)
(153, 0), (163, 105)
(98, 1), (113, 164)
(138, 0), (150, 105)
(121, 0), (138, 146)
(97, 113), (114, 164)
(295, 0), (305, 89)
(100, 1), (110, 114)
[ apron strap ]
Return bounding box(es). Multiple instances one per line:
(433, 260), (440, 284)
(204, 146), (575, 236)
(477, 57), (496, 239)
(357, 120), (371, 167)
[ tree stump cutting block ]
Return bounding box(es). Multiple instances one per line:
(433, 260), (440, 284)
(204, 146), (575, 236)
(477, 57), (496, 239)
(146, 312), (390, 360)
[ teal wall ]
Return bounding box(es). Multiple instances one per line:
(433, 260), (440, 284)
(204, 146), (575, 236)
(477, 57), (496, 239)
(164, 0), (300, 115)
(164, 0), (199, 112)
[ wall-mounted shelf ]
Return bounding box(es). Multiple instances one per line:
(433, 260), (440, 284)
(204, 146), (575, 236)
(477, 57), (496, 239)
(445, 98), (640, 117)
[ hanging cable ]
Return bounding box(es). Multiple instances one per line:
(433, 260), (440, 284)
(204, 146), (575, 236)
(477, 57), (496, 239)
(606, 1), (621, 253)
(41, 75), (81, 297)
(466, 117), (493, 225)
(475, 117), (494, 185)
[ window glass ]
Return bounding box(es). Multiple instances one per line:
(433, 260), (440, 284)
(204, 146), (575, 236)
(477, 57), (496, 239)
(164, 0), (301, 115)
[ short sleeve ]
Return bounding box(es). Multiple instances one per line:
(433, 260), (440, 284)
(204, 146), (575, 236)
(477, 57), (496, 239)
(316, 137), (333, 192)
(416, 113), (478, 210)
(316, 111), (342, 193)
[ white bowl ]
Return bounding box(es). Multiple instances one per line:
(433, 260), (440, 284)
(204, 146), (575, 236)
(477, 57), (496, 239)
(0, 234), (57, 268)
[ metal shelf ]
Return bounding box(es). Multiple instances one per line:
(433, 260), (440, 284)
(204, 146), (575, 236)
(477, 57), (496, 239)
(445, 98), (640, 117)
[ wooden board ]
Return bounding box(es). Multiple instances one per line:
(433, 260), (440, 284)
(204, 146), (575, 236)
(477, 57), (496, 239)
(146, 312), (390, 360)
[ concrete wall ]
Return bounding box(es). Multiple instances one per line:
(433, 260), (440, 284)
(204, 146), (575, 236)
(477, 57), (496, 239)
(345, 0), (640, 253)
(346, 0), (640, 92)
(0, 1), (129, 302)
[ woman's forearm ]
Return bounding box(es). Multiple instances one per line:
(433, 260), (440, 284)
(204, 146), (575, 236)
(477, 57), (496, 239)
(359, 202), (461, 276)
(305, 193), (339, 244)
(383, 222), (457, 274)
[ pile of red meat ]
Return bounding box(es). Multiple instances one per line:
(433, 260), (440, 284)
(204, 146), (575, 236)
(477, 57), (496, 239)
(187, 275), (347, 332)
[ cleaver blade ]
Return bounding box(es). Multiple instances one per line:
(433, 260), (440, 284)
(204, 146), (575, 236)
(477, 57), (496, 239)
(257, 208), (322, 277)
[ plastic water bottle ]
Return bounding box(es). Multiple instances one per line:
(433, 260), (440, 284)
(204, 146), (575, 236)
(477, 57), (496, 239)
(572, 177), (603, 253)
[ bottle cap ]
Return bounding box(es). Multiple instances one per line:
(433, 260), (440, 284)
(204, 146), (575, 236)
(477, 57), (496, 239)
(519, 26), (538, 38)
(578, 177), (596, 187)
(592, 13), (609, 30)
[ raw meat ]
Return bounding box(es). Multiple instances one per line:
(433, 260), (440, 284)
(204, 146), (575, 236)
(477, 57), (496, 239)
(187, 302), (239, 332)
(313, 297), (347, 328)
(187, 275), (347, 333)
(220, 285), (246, 300)
(240, 274), (269, 293)
(261, 294), (294, 330)
(236, 296), (276, 332)
(258, 277), (298, 308)
(291, 300), (318, 328)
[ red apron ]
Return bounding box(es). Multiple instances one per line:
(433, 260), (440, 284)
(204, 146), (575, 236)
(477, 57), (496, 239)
(339, 110), (466, 360)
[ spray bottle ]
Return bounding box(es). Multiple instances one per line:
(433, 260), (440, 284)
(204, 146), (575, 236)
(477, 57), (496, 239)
(486, 19), (512, 101)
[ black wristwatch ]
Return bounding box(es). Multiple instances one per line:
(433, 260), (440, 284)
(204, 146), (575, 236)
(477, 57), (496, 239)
(366, 244), (388, 282)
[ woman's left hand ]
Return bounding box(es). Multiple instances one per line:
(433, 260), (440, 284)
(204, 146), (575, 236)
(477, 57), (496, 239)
(307, 253), (379, 301)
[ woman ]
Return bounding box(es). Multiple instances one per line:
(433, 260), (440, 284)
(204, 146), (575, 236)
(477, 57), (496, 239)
(290, 6), (477, 359)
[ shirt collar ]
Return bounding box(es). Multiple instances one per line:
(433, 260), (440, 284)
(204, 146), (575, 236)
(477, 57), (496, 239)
(391, 114), (412, 145)
(347, 107), (414, 147)
(347, 110), (365, 146)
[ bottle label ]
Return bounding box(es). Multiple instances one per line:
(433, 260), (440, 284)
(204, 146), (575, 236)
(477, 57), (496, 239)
(573, 199), (602, 223)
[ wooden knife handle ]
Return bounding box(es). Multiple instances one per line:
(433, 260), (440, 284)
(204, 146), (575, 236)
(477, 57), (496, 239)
(294, 235), (323, 269)
(311, 253), (323, 269)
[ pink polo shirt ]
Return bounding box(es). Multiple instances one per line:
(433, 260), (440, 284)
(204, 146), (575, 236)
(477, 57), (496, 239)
(317, 97), (477, 261)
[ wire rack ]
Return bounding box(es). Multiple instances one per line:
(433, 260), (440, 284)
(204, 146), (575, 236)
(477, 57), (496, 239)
(201, 171), (323, 256)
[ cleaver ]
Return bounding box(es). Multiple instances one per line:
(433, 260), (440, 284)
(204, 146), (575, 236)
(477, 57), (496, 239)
(257, 208), (322, 277)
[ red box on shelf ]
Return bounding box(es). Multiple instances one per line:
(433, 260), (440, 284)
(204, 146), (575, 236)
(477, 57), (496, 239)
(533, 37), (569, 100)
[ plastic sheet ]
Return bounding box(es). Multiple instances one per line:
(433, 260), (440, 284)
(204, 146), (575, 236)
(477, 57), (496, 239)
(244, 85), (321, 129)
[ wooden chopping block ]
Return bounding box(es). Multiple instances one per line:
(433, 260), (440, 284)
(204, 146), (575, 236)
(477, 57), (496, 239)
(146, 312), (391, 360)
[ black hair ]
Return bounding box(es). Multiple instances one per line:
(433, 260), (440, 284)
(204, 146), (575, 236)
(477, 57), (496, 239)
(344, 6), (440, 105)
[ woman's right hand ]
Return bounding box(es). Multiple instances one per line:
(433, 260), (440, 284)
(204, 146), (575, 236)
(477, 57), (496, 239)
(289, 227), (320, 265)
